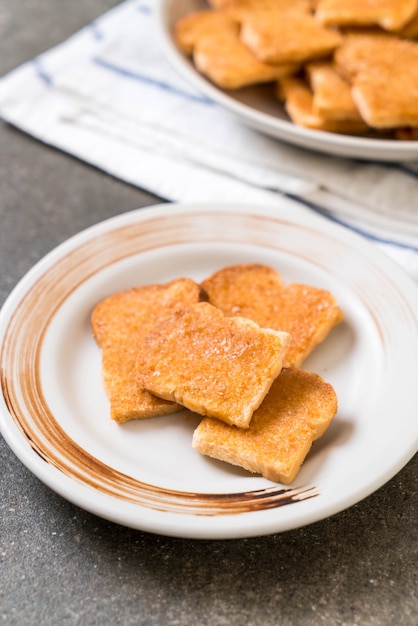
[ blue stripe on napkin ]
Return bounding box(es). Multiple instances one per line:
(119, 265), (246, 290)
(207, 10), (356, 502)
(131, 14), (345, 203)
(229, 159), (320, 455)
(92, 56), (214, 105)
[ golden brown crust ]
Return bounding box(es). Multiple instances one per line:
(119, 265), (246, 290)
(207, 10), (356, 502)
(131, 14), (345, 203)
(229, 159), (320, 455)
(397, 9), (418, 37)
(208, 0), (311, 10)
(396, 126), (418, 140)
(192, 367), (338, 484)
(202, 264), (344, 367)
(137, 301), (291, 429)
(91, 278), (205, 422)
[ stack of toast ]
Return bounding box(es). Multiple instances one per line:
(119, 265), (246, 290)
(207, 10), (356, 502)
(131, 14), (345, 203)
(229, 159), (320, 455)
(174, 0), (418, 138)
(91, 264), (343, 484)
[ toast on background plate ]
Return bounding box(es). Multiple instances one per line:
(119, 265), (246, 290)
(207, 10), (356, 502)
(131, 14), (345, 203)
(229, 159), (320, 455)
(315, 0), (418, 32)
(240, 11), (342, 65)
(277, 76), (370, 133)
(305, 61), (364, 122)
(207, 0), (311, 10)
(174, 9), (238, 56)
(91, 278), (205, 422)
(193, 367), (338, 484)
(201, 264), (344, 367)
(137, 301), (291, 429)
(175, 9), (299, 89)
(397, 9), (418, 37)
(335, 33), (418, 128)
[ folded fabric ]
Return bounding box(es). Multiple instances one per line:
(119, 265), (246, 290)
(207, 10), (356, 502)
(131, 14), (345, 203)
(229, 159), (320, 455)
(1, 0), (418, 279)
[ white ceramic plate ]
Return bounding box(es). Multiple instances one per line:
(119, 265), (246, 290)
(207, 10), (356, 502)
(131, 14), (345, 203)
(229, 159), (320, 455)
(155, 0), (418, 162)
(1, 201), (418, 539)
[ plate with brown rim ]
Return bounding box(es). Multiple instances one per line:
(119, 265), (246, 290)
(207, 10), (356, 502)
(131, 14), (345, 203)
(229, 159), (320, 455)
(1, 201), (417, 539)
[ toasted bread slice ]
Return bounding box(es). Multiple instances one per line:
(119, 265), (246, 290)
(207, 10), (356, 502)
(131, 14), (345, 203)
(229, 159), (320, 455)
(315, 0), (418, 32)
(335, 33), (418, 127)
(91, 278), (205, 422)
(175, 9), (298, 89)
(333, 32), (397, 82)
(240, 11), (342, 64)
(137, 301), (291, 429)
(277, 76), (369, 133)
(208, 0), (311, 10)
(194, 22), (298, 89)
(201, 264), (344, 368)
(174, 10), (238, 56)
(222, 0), (312, 21)
(306, 61), (365, 122)
(192, 367), (338, 484)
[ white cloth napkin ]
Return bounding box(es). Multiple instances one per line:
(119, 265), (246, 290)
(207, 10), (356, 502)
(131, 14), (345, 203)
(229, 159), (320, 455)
(1, 0), (418, 279)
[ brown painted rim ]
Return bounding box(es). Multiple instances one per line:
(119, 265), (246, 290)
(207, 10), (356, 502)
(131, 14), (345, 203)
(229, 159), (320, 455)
(1, 204), (418, 532)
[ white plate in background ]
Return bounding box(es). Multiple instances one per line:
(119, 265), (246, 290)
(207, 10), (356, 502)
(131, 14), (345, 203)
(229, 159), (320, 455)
(155, 0), (418, 161)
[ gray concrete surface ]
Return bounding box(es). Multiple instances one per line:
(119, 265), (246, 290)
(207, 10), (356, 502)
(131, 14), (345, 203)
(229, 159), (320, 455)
(0, 2), (417, 625)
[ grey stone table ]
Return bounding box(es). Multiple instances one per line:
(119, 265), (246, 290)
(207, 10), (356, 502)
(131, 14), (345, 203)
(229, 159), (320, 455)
(0, 2), (417, 624)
